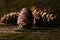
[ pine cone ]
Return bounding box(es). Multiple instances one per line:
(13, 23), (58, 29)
(31, 6), (57, 27)
(1, 12), (19, 25)
(1, 6), (57, 30)
(17, 8), (33, 30)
